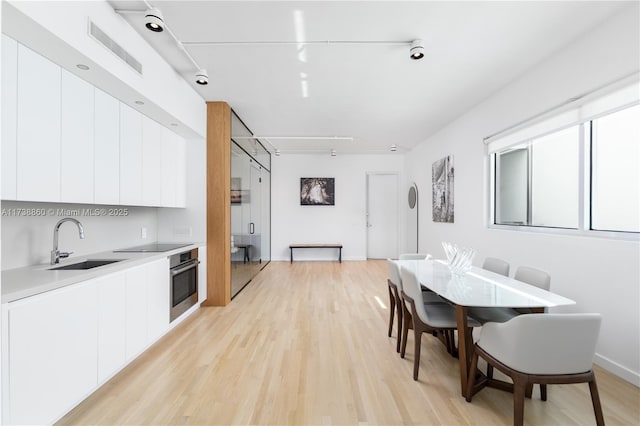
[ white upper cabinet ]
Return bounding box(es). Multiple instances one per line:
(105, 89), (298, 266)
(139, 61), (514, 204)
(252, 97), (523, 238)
(142, 116), (163, 206)
(3, 35), (187, 208)
(61, 69), (95, 203)
(16, 43), (61, 202)
(94, 89), (120, 204)
(2, 35), (18, 200)
(161, 128), (187, 208)
(119, 103), (143, 205)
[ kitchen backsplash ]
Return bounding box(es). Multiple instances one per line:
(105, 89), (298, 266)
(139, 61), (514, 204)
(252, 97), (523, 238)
(1, 200), (158, 270)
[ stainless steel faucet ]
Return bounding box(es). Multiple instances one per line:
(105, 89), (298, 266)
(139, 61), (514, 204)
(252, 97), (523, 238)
(51, 218), (85, 265)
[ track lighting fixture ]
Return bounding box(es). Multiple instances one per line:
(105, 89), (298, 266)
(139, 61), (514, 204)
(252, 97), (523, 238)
(331, 149), (337, 157)
(409, 39), (424, 60)
(144, 7), (165, 32)
(195, 69), (209, 85)
(390, 144), (398, 152)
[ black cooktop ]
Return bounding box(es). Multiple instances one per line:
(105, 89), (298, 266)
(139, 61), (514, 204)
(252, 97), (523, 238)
(114, 243), (192, 253)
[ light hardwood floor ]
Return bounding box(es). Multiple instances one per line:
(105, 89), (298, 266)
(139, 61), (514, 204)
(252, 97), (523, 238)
(59, 261), (640, 425)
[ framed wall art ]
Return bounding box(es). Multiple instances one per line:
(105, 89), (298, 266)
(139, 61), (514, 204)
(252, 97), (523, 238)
(300, 177), (335, 205)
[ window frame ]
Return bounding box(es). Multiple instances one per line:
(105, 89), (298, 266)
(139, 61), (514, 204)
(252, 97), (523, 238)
(487, 105), (639, 240)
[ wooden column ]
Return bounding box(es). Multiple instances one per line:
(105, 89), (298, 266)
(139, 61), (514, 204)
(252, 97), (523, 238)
(203, 102), (231, 306)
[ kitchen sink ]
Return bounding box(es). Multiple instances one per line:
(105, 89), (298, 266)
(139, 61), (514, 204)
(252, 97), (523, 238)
(49, 259), (124, 270)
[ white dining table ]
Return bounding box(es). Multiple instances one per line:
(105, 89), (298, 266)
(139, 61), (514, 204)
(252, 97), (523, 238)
(396, 259), (576, 396)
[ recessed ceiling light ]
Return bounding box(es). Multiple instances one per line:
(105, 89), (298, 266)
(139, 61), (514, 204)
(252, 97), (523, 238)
(76, 64), (90, 70)
(331, 149), (337, 157)
(170, 123), (178, 127)
(145, 7), (165, 33)
(390, 144), (398, 152)
(410, 39), (424, 60)
(275, 149), (281, 156)
(135, 100), (144, 105)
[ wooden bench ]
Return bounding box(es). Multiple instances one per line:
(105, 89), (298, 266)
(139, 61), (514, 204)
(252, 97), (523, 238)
(289, 244), (343, 263)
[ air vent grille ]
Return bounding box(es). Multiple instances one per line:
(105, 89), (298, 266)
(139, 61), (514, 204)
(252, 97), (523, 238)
(89, 20), (142, 74)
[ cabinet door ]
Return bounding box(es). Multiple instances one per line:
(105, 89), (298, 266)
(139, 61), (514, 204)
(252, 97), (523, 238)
(161, 128), (178, 207)
(8, 282), (98, 425)
(175, 136), (187, 208)
(198, 246), (207, 304)
(16, 43), (61, 202)
(125, 264), (148, 360)
(1, 35), (18, 200)
(142, 116), (162, 206)
(94, 89), (120, 204)
(61, 69), (95, 203)
(147, 258), (169, 341)
(97, 273), (126, 383)
(119, 103), (143, 205)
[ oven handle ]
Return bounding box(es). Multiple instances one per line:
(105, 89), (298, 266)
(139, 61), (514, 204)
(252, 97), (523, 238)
(170, 259), (200, 276)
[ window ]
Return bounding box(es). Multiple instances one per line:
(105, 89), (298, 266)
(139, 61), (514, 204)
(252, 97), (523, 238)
(591, 104), (640, 232)
(495, 126), (580, 229)
(489, 82), (639, 235)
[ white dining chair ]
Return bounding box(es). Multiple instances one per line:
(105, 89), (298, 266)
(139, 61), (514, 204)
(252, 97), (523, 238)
(386, 259), (406, 352)
(388, 260), (447, 354)
(400, 266), (480, 380)
(468, 257), (519, 324)
(482, 257), (510, 276)
(514, 266), (550, 290)
(466, 313), (604, 426)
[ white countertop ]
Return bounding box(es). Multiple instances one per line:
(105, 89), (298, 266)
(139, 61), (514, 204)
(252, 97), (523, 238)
(2, 243), (204, 303)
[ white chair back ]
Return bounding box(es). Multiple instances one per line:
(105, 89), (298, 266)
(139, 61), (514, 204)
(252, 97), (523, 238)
(399, 266), (428, 323)
(482, 257), (509, 277)
(399, 253), (432, 260)
(515, 266), (551, 291)
(477, 313), (601, 375)
(387, 259), (402, 290)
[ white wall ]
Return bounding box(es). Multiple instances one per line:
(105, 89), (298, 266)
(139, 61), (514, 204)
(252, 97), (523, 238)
(157, 137), (207, 244)
(1, 201), (158, 270)
(405, 6), (640, 385)
(272, 154), (405, 261)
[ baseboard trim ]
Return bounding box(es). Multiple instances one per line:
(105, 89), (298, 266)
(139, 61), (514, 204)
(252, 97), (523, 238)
(594, 353), (640, 387)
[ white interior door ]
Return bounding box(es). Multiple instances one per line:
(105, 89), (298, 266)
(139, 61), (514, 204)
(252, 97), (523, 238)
(367, 173), (399, 259)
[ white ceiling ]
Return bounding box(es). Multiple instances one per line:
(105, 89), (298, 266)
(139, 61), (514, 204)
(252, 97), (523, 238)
(108, 1), (630, 154)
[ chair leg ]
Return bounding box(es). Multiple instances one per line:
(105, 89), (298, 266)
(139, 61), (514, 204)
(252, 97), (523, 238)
(540, 384), (547, 401)
(588, 376), (605, 426)
(466, 351), (480, 402)
(395, 298), (403, 353)
(413, 326), (422, 381)
(513, 378), (527, 426)
(387, 286), (395, 338)
(487, 364), (494, 379)
(400, 309), (410, 358)
(525, 384), (533, 399)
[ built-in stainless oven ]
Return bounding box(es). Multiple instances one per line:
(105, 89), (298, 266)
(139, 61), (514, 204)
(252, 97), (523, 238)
(169, 248), (199, 322)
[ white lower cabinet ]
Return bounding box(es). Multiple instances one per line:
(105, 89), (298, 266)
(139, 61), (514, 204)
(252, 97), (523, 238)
(97, 273), (127, 383)
(147, 258), (170, 341)
(3, 256), (179, 425)
(7, 281), (98, 425)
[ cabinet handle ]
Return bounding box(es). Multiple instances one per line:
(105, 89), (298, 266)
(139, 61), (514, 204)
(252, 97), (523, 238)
(249, 223), (255, 234)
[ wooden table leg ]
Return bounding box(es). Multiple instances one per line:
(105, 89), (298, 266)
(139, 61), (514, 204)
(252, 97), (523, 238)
(456, 305), (473, 396)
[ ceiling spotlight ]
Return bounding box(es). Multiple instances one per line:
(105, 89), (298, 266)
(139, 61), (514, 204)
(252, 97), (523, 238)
(331, 149), (337, 157)
(76, 64), (89, 71)
(274, 149), (281, 156)
(410, 39), (424, 60)
(134, 100), (144, 105)
(195, 69), (209, 85)
(390, 144), (397, 152)
(145, 7), (165, 32)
